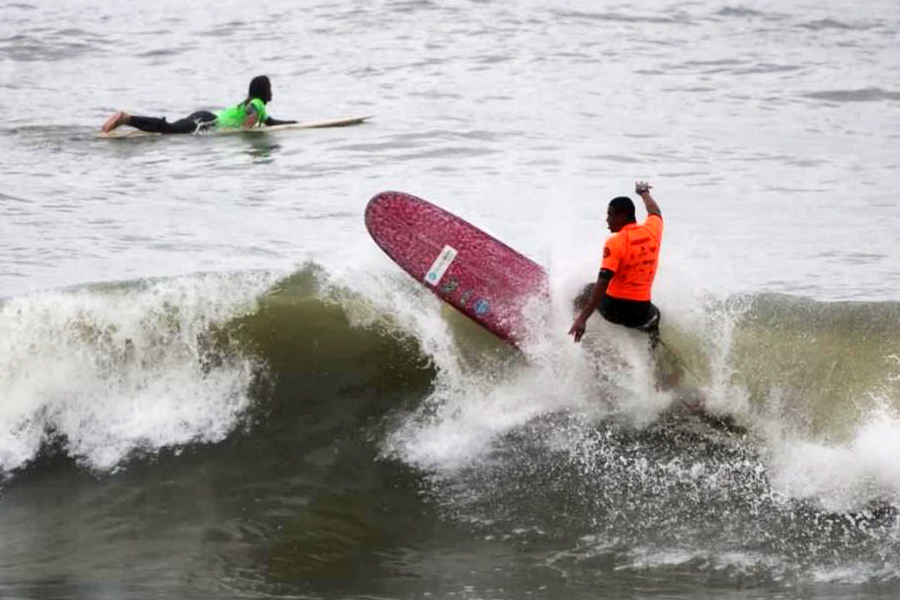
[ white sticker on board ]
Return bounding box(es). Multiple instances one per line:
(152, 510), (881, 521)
(424, 245), (458, 286)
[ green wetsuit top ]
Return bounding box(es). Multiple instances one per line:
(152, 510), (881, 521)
(215, 97), (269, 129)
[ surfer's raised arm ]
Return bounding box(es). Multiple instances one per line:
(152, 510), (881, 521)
(635, 181), (661, 217)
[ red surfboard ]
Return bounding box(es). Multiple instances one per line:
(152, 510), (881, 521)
(365, 191), (549, 346)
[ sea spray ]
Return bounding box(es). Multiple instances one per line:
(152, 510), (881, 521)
(0, 271), (281, 473)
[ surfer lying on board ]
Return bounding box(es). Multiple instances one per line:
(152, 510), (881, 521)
(569, 181), (662, 344)
(101, 75), (296, 134)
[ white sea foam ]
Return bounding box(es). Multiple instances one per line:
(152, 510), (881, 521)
(347, 234), (900, 515)
(347, 232), (725, 471)
(0, 271), (280, 472)
(766, 405), (900, 512)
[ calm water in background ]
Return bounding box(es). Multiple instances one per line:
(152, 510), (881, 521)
(1, 0), (900, 598)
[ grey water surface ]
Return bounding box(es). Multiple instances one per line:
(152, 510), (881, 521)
(1, 0), (899, 598)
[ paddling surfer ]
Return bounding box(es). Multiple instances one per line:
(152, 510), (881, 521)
(569, 181), (663, 344)
(101, 75), (296, 134)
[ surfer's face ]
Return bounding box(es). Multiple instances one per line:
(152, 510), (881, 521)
(607, 207), (626, 232)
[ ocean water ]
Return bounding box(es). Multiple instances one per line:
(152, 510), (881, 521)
(1, 0), (899, 598)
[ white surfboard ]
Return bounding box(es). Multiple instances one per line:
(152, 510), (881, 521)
(95, 115), (373, 139)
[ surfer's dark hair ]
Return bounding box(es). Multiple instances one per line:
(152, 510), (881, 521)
(609, 196), (636, 221)
(247, 75), (272, 104)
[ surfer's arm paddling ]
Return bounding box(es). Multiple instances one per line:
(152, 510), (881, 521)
(240, 101), (297, 128)
(263, 116), (298, 126)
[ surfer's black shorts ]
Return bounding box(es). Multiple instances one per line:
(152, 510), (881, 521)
(128, 110), (217, 134)
(600, 296), (660, 335)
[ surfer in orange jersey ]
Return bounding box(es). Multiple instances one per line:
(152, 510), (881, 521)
(569, 181), (663, 344)
(568, 186), (744, 432)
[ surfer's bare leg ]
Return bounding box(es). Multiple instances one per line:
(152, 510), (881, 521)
(102, 111), (130, 133)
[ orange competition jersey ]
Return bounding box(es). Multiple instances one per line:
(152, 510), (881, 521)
(600, 215), (663, 301)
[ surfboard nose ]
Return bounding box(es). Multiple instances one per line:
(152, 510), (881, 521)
(365, 191), (549, 346)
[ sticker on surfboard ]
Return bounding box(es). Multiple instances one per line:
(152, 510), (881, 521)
(424, 245), (458, 286)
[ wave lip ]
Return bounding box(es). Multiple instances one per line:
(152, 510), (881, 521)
(0, 271), (280, 474)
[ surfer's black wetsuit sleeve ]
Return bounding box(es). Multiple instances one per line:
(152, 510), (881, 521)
(264, 117), (298, 126)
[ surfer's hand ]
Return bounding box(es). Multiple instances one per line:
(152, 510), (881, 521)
(569, 317), (587, 342)
(635, 181), (652, 195)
